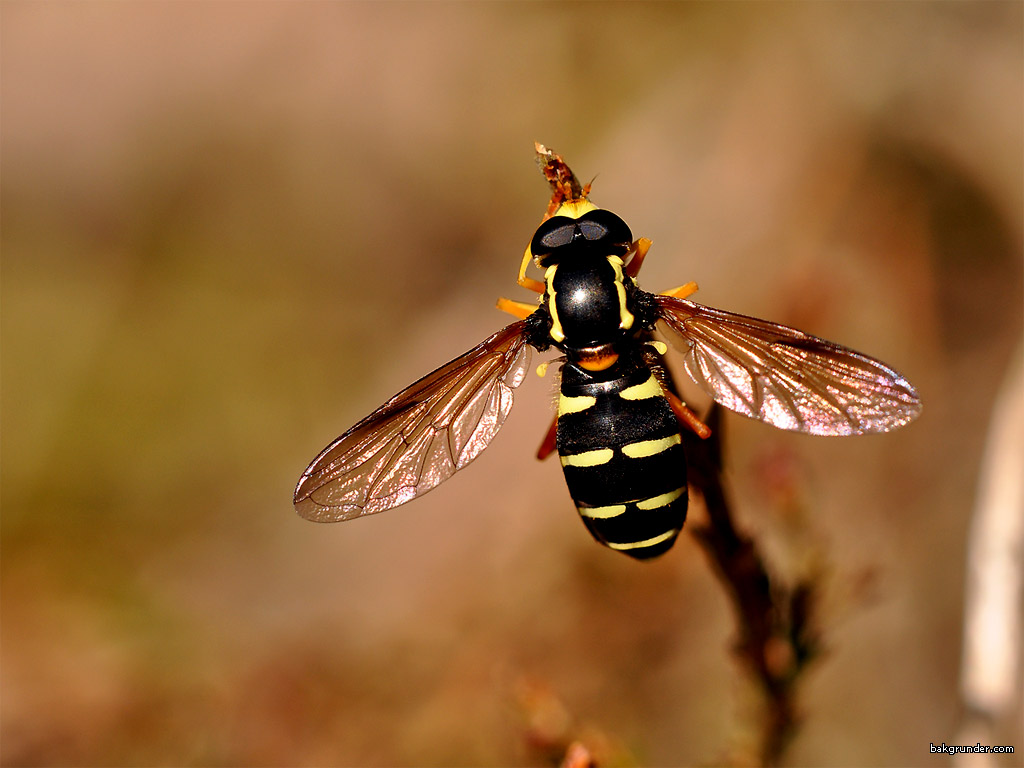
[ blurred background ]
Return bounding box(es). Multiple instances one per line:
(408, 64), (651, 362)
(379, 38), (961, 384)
(2, 3), (1021, 766)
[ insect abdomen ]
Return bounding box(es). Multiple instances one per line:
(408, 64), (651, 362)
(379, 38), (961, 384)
(556, 361), (688, 560)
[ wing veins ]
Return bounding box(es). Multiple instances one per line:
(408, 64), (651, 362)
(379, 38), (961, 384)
(655, 295), (921, 435)
(294, 321), (531, 521)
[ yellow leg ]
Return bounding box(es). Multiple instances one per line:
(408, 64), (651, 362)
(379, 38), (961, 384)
(660, 281), (699, 300)
(496, 297), (538, 320)
(517, 246), (546, 293)
(625, 238), (652, 278)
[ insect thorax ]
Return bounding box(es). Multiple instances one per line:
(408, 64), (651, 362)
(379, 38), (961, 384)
(544, 254), (638, 350)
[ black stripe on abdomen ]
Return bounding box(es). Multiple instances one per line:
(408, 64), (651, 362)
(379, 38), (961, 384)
(556, 363), (688, 559)
(576, 486), (688, 560)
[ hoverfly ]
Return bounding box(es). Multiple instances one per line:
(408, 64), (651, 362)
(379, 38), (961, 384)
(294, 145), (921, 559)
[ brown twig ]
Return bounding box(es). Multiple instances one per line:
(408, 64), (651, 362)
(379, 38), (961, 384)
(684, 405), (822, 766)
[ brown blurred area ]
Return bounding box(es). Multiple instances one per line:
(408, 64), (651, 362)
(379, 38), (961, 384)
(2, 3), (1021, 766)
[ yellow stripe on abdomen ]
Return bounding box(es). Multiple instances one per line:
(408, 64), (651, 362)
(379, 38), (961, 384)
(558, 394), (596, 415)
(560, 448), (614, 467)
(577, 503), (627, 519)
(618, 375), (662, 401)
(606, 529), (679, 551)
(636, 486), (686, 510)
(621, 434), (681, 458)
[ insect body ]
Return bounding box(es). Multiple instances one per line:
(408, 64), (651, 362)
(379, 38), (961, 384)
(294, 148), (922, 559)
(556, 357), (689, 559)
(530, 201), (688, 559)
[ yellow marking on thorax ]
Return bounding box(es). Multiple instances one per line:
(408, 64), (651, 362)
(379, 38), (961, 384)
(618, 375), (663, 401)
(558, 393), (597, 416)
(559, 448), (614, 467)
(636, 486), (686, 511)
(606, 529), (679, 551)
(577, 503), (627, 520)
(544, 263), (565, 343)
(606, 255), (635, 331)
(621, 434), (681, 459)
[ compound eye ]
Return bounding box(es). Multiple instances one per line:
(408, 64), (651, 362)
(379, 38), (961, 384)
(580, 210), (632, 246)
(531, 216), (576, 258)
(577, 219), (609, 241)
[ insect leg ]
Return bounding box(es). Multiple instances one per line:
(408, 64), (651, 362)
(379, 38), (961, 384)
(517, 247), (547, 293)
(497, 297), (538, 320)
(624, 238), (653, 278)
(536, 414), (558, 460)
(518, 276), (546, 293)
(643, 343), (712, 440)
(666, 390), (712, 440)
(660, 281), (699, 300)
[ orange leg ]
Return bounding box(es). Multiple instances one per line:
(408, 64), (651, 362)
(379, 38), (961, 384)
(666, 390), (712, 440)
(496, 297), (538, 320)
(624, 238), (652, 278)
(518, 275), (546, 293)
(660, 281), (699, 300)
(536, 414), (558, 460)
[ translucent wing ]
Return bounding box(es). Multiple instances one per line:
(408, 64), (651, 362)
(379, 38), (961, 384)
(294, 321), (532, 522)
(655, 295), (921, 435)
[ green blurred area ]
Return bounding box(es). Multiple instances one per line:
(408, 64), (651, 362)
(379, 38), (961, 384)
(2, 3), (1022, 766)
